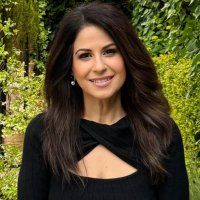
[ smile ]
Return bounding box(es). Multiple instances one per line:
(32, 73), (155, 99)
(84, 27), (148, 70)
(89, 76), (114, 87)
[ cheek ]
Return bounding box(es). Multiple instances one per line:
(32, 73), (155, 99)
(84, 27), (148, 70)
(72, 67), (83, 79)
(72, 62), (89, 80)
(115, 58), (126, 85)
(109, 56), (126, 75)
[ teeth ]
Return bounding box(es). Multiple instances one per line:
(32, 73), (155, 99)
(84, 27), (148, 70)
(93, 78), (111, 83)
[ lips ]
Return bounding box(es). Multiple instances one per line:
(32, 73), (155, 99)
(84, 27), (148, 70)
(90, 75), (114, 82)
(89, 75), (114, 87)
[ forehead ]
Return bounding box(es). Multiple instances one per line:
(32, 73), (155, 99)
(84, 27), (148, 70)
(73, 25), (114, 49)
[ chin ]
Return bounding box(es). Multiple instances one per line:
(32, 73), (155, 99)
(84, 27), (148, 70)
(90, 90), (121, 100)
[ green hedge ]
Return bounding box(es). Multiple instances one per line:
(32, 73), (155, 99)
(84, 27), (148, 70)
(0, 51), (45, 199)
(0, 54), (199, 199)
(0, 146), (21, 200)
(154, 54), (200, 199)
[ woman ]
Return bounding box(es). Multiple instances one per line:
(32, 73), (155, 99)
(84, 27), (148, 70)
(18, 2), (189, 199)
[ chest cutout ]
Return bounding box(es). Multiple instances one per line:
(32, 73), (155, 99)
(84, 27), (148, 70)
(76, 144), (137, 179)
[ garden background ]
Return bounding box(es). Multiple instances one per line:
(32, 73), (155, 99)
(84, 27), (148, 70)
(0, 0), (199, 199)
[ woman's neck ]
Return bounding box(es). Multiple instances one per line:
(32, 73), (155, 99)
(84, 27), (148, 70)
(83, 93), (126, 125)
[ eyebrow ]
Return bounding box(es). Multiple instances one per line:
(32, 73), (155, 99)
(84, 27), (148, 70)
(74, 43), (116, 55)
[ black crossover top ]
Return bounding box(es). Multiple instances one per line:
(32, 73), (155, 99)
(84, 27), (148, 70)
(18, 113), (189, 200)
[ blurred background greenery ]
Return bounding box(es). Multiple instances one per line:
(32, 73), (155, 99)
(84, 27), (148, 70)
(0, 0), (199, 199)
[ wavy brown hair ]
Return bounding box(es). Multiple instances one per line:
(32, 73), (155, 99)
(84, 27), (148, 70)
(43, 1), (173, 184)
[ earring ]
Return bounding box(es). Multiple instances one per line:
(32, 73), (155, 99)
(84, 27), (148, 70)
(71, 80), (75, 86)
(70, 75), (75, 86)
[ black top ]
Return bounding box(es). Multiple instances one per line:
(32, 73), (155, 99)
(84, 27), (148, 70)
(18, 113), (189, 200)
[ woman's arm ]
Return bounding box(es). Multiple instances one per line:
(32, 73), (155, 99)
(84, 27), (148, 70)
(18, 114), (50, 200)
(156, 120), (189, 199)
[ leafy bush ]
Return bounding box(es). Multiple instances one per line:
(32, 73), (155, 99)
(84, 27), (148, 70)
(0, 67), (45, 199)
(131, 0), (200, 94)
(0, 146), (21, 200)
(154, 54), (200, 199)
(0, 1), (48, 199)
(131, 0), (200, 59)
(0, 48), (45, 136)
(0, 35), (45, 200)
(0, 68), (45, 199)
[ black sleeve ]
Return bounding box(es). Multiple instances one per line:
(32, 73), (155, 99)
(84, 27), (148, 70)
(18, 113), (50, 200)
(156, 120), (189, 199)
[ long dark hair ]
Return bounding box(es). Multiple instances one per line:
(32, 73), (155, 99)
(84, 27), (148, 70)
(43, 1), (173, 184)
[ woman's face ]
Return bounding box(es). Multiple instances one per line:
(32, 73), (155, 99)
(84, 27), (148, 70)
(72, 25), (126, 101)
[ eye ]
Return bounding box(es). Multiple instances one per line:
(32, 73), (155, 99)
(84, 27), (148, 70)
(79, 53), (92, 59)
(103, 48), (117, 56)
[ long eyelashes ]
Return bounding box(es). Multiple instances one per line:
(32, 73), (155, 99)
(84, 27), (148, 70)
(78, 48), (118, 59)
(103, 48), (118, 55)
(79, 53), (92, 59)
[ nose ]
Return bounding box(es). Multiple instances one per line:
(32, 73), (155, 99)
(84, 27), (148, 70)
(93, 55), (107, 73)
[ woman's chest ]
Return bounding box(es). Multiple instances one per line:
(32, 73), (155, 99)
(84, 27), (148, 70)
(75, 144), (138, 179)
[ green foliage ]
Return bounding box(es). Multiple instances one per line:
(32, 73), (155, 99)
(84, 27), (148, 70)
(154, 54), (200, 199)
(0, 68), (45, 200)
(131, 0), (200, 89)
(0, 166), (19, 200)
(131, 0), (200, 57)
(0, 1), (47, 199)
(0, 47), (45, 199)
(0, 46), (45, 136)
(0, 0), (17, 8)
(0, 146), (21, 200)
(1, 0), (51, 70)
(9, 0), (39, 51)
(32, 0), (51, 66)
(0, 2), (17, 64)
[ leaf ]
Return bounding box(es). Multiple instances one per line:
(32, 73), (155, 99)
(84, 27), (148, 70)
(161, 2), (170, 11)
(194, 6), (200, 19)
(189, 0), (195, 5)
(192, 53), (200, 66)
(167, 9), (175, 19)
(194, 132), (200, 142)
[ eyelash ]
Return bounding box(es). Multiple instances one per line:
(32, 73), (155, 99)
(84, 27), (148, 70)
(79, 53), (92, 59)
(103, 48), (117, 55)
(78, 48), (118, 59)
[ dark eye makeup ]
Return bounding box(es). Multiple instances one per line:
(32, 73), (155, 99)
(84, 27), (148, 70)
(104, 48), (118, 54)
(78, 47), (118, 59)
(79, 53), (92, 59)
